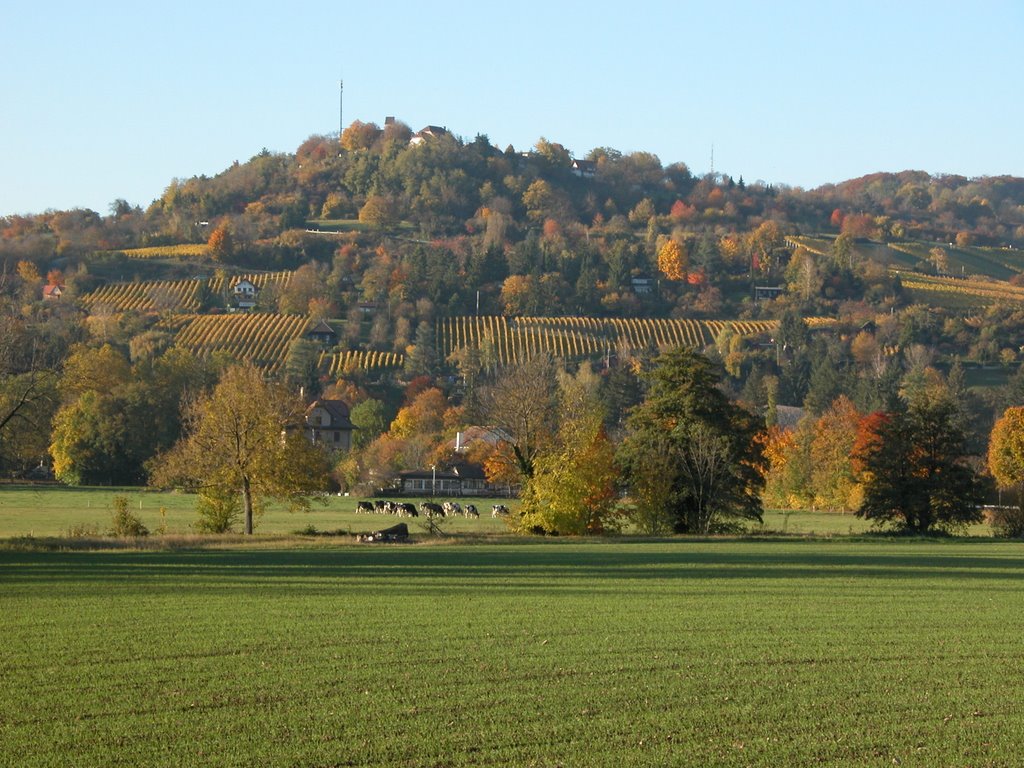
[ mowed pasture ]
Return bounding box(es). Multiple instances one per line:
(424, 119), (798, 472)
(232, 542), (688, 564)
(0, 486), (515, 538)
(1, 485), (990, 539)
(2, 540), (1024, 766)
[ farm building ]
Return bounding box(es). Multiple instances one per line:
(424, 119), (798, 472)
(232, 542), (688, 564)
(393, 463), (492, 497)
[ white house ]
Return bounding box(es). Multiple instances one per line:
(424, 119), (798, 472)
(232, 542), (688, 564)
(230, 279), (259, 310)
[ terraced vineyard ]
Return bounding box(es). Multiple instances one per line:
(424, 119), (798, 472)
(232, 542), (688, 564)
(81, 271), (293, 313)
(437, 316), (828, 366)
(789, 234), (1024, 282)
(319, 350), (405, 376)
(80, 277), (202, 312)
(171, 313), (311, 373)
(107, 244), (210, 260)
(895, 271), (1024, 308)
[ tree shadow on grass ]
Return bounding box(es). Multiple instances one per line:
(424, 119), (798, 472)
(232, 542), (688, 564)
(3, 541), (1023, 589)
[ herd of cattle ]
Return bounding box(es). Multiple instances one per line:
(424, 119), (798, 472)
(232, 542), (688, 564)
(356, 500), (511, 519)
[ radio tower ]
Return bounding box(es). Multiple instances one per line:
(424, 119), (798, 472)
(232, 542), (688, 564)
(338, 78), (344, 138)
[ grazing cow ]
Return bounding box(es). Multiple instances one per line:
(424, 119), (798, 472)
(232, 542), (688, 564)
(442, 501), (462, 517)
(420, 501), (445, 518)
(356, 501), (374, 514)
(464, 504), (479, 518)
(397, 502), (418, 517)
(492, 504), (510, 518)
(373, 500), (389, 514)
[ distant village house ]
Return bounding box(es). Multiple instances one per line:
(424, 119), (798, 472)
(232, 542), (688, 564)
(42, 284), (65, 300)
(571, 159), (596, 179)
(754, 285), (785, 301)
(305, 319), (338, 347)
(230, 278), (259, 310)
(409, 126), (449, 146)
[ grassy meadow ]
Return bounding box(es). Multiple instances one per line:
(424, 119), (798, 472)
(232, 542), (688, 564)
(0, 484), (996, 540)
(2, 539), (1024, 766)
(0, 485), (516, 539)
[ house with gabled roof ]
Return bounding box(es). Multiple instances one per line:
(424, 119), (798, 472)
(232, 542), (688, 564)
(42, 284), (65, 301)
(230, 278), (259, 310)
(304, 399), (355, 452)
(409, 125), (449, 146)
(306, 319), (338, 347)
(571, 159), (596, 179)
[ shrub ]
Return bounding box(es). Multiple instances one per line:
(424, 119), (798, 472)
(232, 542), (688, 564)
(110, 496), (149, 537)
(990, 506), (1024, 539)
(194, 491), (242, 533)
(66, 523), (101, 538)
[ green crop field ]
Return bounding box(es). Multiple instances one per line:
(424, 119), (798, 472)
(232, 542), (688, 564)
(2, 539), (1023, 766)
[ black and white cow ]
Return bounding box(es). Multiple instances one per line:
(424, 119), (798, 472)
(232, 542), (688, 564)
(420, 501), (445, 518)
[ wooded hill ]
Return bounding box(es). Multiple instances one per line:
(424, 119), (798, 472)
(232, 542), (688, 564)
(4, 118), (1023, 320)
(7, 118), (1024, 497)
(5, 117), (1024, 380)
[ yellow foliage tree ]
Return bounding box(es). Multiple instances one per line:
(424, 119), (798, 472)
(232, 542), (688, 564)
(516, 372), (619, 534)
(657, 239), (687, 281)
(150, 364), (330, 534)
(989, 406), (1024, 496)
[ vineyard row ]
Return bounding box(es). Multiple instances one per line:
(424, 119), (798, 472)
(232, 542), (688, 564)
(81, 271), (293, 313)
(435, 316), (824, 366)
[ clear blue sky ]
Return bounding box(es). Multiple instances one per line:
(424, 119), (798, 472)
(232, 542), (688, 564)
(2, 1), (1022, 216)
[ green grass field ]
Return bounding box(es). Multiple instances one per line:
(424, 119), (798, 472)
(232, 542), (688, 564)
(0, 486), (518, 538)
(2, 539), (1023, 766)
(2, 485), (993, 539)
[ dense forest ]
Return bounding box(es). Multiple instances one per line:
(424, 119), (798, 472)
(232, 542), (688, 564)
(4, 117), (1024, 533)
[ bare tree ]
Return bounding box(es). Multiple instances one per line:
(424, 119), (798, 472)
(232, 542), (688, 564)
(470, 353), (559, 479)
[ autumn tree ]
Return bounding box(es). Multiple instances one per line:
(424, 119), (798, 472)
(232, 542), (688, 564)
(341, 120), (382, 151)
(619, 348), (764, 534)
(809, 396), (862, 511)
(358, 195), (397, 230)
(748, 220), (785, 276)
(207, 221), (235, 261)
(758, 425), (800, 509)
(471, 353), (559, 480)
(150, 364), (330, 534)
(657, 239), (687, 281)
(517, 367), (619, 535)
(987, 406), (1024, 536)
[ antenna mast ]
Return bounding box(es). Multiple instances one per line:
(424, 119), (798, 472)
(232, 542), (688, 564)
(710, 142), (714, 177)
(339, 78), (344, 138)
